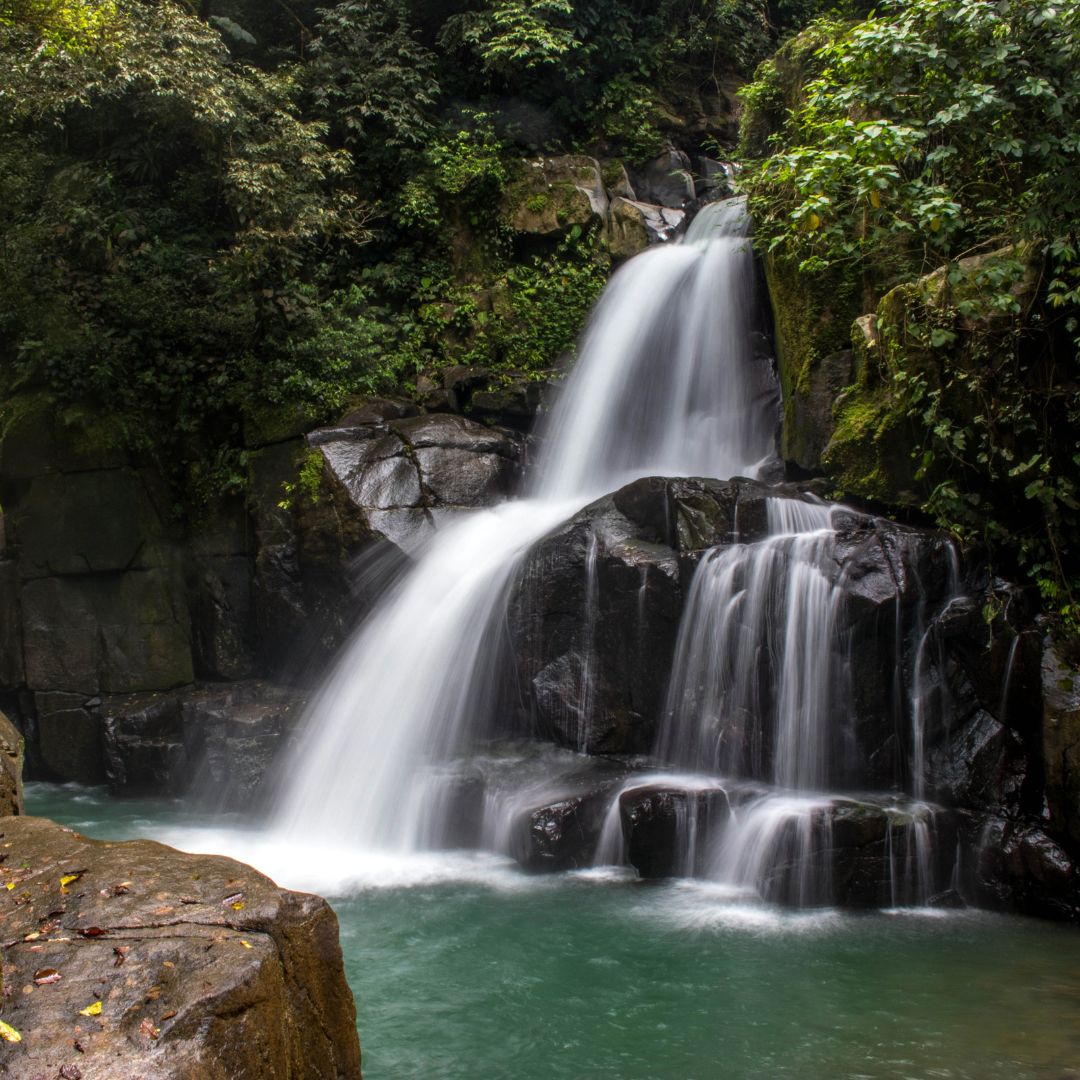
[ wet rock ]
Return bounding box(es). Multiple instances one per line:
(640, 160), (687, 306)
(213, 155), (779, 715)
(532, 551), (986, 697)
(927, 708), (1026, 814)
(511, 781), (622, 872)
(34, 691), (105, 785)
(101, 693), (186, 798)
(0, 815), (361, 1079)
(511, 492), (683, 754)
(619, 784), (730, 878)
(968, 814), (1080, 921)
(1042, 632), (1080, 845)
(628, 150), (696, 208)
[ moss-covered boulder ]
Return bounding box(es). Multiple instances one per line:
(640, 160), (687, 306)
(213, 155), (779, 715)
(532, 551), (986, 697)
(503, 155), (608, 236)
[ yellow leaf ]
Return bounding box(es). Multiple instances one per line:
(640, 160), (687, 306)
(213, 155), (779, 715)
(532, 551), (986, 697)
(5, 882), (13, 890)
(0, 1020), (21, 1042)
(79, 1001), (102, 1016)
(61, 875), (79, 886)
(930, 216), (941, 231)
(241, 940), (253, 949)
(232, 902), (244, 911)
(808, 213), (820, 231)
(870, 190), (880, 208)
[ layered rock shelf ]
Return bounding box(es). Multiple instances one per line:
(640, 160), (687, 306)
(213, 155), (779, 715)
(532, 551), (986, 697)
(0, 816), (361, 1079)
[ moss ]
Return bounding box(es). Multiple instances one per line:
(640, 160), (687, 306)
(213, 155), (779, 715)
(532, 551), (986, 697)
(242, 401), (325, 450)
(763, 249), (865, 467)
(601, 160), (626, 190)
(526, 192), (551, 213)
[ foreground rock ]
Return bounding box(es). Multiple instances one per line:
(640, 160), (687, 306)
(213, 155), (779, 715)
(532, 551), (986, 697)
(0, 816), (360, 1079)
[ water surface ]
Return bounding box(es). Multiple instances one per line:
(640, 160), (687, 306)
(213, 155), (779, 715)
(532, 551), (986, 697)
(27, 782), (1080, 1080)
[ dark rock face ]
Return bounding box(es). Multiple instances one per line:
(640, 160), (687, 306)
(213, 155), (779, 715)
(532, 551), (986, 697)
(511, 788), (617, 872)
(98, 682), (308, 809)
(628, 151), (696, 209)
(0, 815), (360, 1079)
(619, 784), (730, 878)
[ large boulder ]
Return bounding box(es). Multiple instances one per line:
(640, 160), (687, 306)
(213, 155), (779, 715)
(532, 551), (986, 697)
(0, 815), (361, 1079)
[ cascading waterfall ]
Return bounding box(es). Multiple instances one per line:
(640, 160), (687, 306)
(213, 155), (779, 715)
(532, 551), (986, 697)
(275, 196), (774, 851)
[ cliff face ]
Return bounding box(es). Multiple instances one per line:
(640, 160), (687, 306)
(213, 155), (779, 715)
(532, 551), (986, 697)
(0, 815), (361, 1079)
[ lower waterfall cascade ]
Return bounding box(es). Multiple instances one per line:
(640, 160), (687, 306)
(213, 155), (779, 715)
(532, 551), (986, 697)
(268, 196), (1010, 910)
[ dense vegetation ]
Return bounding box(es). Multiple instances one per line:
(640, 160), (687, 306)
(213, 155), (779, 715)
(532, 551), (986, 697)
(0, 0), (818, 502)
(740, 0), (1080, 622)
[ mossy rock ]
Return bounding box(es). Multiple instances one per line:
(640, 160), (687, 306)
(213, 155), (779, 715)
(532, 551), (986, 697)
(243, 401), (326, 450)
(763, 250), (866, 471)
(503, 156), (608, 236)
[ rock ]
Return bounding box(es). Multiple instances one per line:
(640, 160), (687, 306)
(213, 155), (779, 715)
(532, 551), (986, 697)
(927, 708), (1026, 814)
(600, 160), (636, 200)
(0, 708), (24, 815)
(510, 491), (683, 754)
(0, 815), (361, 1079)
(603, 197), (651, 258)
(787, 348), (857, 473)
(1042, 632), (1080, 844)
(14, 469), (161, 578)
(101, 693), (186, 798)
(619, 784), (730, 878)
(628, 150), (696, 208)
(504, 155), (609, 236)
(20, 571), (194, 696)
(307, 412), (523, 561)
(34, 690), (105, 785)
(604, 198), (681, 256)
(0, 559), (24, 688)
(968, 814), (1080, 921)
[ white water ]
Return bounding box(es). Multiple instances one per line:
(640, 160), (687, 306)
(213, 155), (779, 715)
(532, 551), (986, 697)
(275, 196), (775, 851)
(656, 497), (837, 789)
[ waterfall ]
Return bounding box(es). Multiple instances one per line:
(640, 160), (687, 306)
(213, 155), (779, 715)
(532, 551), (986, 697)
(274, 196), (774, 850)
(656, 498), (838, 788)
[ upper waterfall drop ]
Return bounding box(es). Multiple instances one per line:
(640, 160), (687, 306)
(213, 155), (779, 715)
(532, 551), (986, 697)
(273, 195), (779, 852)
(534, 197), (776, 500)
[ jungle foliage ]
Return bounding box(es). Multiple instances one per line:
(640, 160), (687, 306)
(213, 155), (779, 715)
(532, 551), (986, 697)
(740, 0), (1080, 622)
(0, 0), (821, 505)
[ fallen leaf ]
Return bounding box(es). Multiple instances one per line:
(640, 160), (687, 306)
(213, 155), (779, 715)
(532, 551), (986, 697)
(78, 1001), (102, 1016)
(23, 931), (40, 941)
(59, 1066), (83, 1080)
(113, 947), (128, 967)
(33, 968), (61, 984)
(139, 1017), (159, 1040)
(5, 882), (13, 890)
(79, 927), (105, 938)
(0, 1020), (20, 1042)
(159, 1010), (178, 1020)
(231, 902), (244, 911)
(61, 875), (80, 886)
(240, 940), (253, 949)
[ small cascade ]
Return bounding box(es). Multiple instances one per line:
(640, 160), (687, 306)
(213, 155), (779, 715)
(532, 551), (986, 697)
(599, 495), (961, 908)
(656, 497), (838, 788)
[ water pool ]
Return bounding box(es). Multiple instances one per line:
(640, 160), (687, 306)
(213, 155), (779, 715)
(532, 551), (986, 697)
(26, 782), (1080, 1080)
